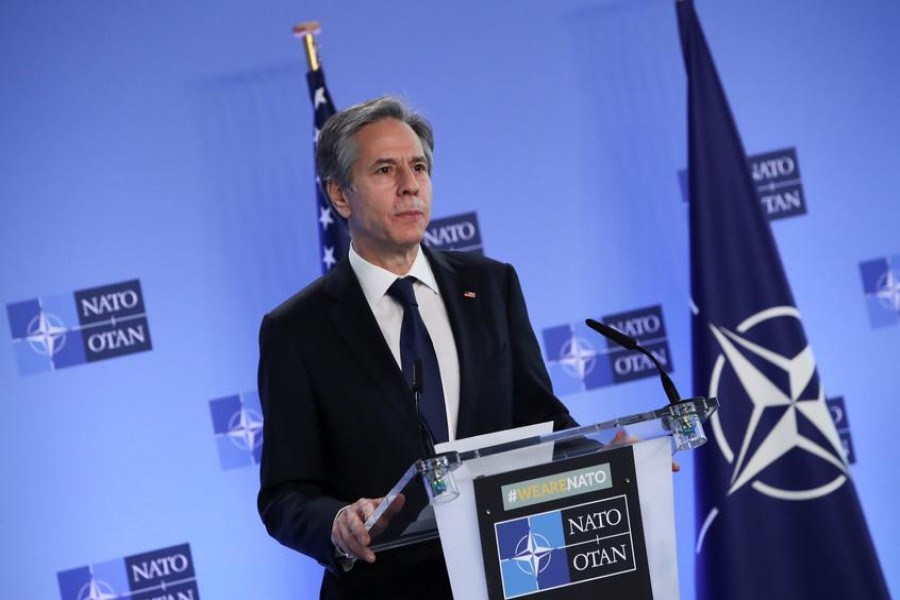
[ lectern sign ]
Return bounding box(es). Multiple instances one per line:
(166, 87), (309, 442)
(474, 448), (652, 599)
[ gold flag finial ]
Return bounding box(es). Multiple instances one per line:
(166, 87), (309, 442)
(292, 21), (322, 72)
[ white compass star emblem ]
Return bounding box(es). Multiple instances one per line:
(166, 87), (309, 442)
(556, 335), (598, 381)
(78, 577), (117, 600)
(227, 407), (263, 451)
(25, 311), (68, 357)
(876, 269), (900, 312)
(513, 531), (553, 576)
(708, 306), (847, 500)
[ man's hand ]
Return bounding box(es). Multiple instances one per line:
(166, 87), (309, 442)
(331, 494), (406, 563)
(608, 430), (680, 472)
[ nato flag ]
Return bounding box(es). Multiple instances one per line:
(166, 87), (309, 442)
(307, 67), (350, 274)
(676, 0), (889, 598)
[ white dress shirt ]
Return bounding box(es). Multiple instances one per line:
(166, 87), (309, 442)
(348, 244), (461, 441)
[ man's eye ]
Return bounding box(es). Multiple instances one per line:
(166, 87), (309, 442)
(376, 166), (392, 174)
(413, 163), (427, 172)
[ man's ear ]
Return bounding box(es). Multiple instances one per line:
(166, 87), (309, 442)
(327, 181), (352, 219)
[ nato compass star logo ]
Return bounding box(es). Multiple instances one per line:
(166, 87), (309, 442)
(227, 406), (263, 452)
(706, 306), (847, 501)
(7, 294), (85, 374)
(26, 310), (68, 357)
(557, 335), (599, 380)
(544, 306), (672, 395)
(859, 254), (900, 327)
(210, 392), (264, 469)
(513, 531), (554, 576)
(874, 269), (900, 312)
(543, 322), (614, 394)
(58, 561), (128, 600)
(78, 578), (117, 600)
(8, 280), (152, 375)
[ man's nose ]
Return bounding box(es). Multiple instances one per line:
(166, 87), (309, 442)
(397, 166), (420, 195)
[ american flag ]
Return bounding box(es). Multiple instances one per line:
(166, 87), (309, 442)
(306, 67), (349, 273)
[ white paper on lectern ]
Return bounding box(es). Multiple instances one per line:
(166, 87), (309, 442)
(433, 422), (554, 600)
(633, 437), (679, 600)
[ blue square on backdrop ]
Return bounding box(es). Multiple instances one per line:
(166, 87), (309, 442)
(542, 324), (573, 363)
(91, 557), (130, 595)
(584, 354), (614, 390)
(216, 435), (253, 470)
(866, 297), (898, 328)
(497, 518), (531, 560)
(52, 330), (86, 369)
(42, 293), (80, 326)
(547, 362), (584, 396)
(501, 559), (538, 598)
(210, 395), (242, 434)
(13, 340), (51, 375)
(6, 299), (41, 338)
(57, 566), (92, 600)
(243, 390), (261, 412)
(859, 258), (889, 294)
(891, 254), (900, 270)
(536, 547), (571, 590)
(529, 511), (565, 549)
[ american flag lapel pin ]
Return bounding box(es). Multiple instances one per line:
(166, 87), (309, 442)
(463, 291), (476, 299)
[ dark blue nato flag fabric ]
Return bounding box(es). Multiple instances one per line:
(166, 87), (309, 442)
(307, 68), (350, 274)
(676, 0), (889, 598)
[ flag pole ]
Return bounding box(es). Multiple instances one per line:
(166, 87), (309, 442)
(291, 20), (347, 273)
(292, 21), (322, 72)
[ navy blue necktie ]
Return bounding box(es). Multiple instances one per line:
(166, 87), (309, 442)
(386, 277), (449, 444)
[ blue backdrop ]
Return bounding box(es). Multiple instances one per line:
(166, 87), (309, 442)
(2, 0), (897, 598)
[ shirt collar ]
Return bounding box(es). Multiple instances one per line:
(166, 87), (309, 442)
(349, 244), (440, 309)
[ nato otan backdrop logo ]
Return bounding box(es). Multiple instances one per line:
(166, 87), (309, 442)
(542, 305), (672, 395)
(827, 396), (856, 464)
(859, 253), (900, 328)
(679, 147), (806, 220)
(210, 392), (263, 470)
(423, 211), (483, 255)
(57, 543), (200, 600)
(6, 279), (152, 375)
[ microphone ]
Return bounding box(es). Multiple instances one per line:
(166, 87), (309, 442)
(412, 359), (437, 457)
(584, 318), (681, 405)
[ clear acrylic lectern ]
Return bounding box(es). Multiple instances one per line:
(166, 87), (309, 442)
(354, 396), (719, 555)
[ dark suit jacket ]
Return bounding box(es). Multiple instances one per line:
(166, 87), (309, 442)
(257, 247), (574, 595)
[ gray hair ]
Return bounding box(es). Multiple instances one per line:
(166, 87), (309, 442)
(315, 96), (435, 193)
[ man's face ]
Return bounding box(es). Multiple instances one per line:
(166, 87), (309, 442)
(328, 118), (432, 265)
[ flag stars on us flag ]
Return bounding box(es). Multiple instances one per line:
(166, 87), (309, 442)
(314, 86), (327, 109)
(319, 205), (335, 229)
(308, 68), (347, 273)
(322, 246), (337, 270)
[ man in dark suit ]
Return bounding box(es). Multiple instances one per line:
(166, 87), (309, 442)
(257, 96), (575, 599)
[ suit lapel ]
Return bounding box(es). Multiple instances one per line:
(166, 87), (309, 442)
(323, 259), (419, 431)
(426, 248), (484, 439)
